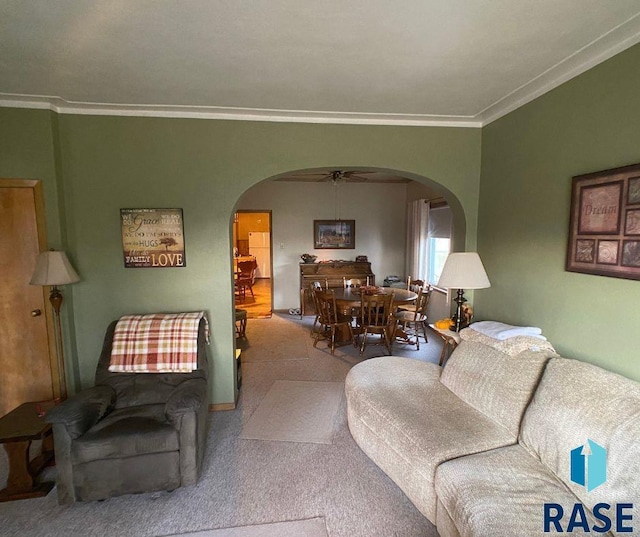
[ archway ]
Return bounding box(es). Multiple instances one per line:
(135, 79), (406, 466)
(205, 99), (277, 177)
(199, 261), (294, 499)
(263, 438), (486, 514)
(229, 166), (467, 393)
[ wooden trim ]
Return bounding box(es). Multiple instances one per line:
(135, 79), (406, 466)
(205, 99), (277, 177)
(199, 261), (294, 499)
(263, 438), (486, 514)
(209, 402), (236, 412)
(0, 179), (40, 188)
(33, 183), (60, 399)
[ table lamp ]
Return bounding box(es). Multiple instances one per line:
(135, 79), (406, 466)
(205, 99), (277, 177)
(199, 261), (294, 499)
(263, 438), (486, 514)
(437, 252), (490, 332)
(30, 250), (80, 401)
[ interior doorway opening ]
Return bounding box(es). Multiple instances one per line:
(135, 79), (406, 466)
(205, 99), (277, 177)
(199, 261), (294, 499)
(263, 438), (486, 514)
(233, 211), (273, 319)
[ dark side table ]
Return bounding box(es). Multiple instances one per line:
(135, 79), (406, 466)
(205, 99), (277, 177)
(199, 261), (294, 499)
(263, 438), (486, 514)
(0, 401), (56, 501)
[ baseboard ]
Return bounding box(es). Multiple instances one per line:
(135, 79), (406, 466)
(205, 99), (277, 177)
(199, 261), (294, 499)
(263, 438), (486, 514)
(209, 402), (236, 411)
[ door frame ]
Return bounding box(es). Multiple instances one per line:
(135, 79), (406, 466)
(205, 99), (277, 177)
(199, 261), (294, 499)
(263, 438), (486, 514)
(233, 209), (273, 308)
(1, 179), (59, 399)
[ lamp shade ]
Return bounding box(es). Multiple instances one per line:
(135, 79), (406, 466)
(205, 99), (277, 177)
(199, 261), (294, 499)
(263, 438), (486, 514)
(437, 252), (490, 290)
(30, 250), (81, 286)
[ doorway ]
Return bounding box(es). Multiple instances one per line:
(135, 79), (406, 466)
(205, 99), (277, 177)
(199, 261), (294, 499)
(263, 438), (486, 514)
(233, 211), (273, 318)
(0, 179), (57, 417)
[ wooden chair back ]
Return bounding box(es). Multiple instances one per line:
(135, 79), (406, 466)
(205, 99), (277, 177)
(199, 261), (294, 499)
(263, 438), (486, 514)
(417, 285), (432, 314)
(407, 277), (425, 291)
(310, 284), (323, 315)
(237, 260), (257, 278)
(359, 292), (395, 328)
(315, 289), (341, 325)
(410, 285), (432, 320)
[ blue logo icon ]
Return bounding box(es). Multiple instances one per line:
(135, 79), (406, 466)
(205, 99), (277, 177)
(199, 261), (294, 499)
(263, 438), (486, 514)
(570, 439), (606, 492)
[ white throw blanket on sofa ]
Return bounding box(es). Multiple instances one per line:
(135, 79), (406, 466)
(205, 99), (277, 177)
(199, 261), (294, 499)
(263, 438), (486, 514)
(469, 320), (546, 340)
(461, 326), (556, 357)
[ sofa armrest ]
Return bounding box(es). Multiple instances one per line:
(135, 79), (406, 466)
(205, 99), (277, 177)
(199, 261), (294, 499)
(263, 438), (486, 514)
(165, 379), (207, 421)
(45, 385), (116, 439)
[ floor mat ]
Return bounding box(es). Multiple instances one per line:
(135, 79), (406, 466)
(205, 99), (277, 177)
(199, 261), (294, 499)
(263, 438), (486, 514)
(240, 380), (343, 444)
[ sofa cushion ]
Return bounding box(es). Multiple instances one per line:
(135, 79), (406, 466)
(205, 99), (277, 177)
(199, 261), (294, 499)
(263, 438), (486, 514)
(345, 356), (516, 522)
(520, 357), (640, 517)
(440, 340), (552, 436)
(72, 405), (179, 463)
(435, 444), (614, 537)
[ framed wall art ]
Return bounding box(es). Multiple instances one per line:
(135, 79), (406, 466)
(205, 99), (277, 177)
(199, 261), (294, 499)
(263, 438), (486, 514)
(314, 220), (355, 249)
(121, 208), (186, 268)
(566, 163), (640, 280)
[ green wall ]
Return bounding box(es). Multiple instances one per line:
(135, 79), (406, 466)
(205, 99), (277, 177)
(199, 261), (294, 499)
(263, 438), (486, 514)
(4, 42), (640, 401)
(2, 110), (481, 404)
(478, 43), (640, 380)
(0, 108), (81, 392)
(0, 108), (63, 245)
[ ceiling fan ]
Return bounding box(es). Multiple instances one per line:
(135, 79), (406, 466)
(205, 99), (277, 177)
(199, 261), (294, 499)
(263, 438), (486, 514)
(287, 170), (376, 184)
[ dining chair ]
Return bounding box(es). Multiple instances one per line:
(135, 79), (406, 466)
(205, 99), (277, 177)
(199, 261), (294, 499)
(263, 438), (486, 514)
(398, 283), (431, 312)
(409, 278), (425, 291)
(354, 292), (395, 356)
(341, 277), (363, 321)
(235, 260), (257, 300)
(395, 286), (432, 349)
(313, 289), (354, 355)
(309, 282), (324, 338)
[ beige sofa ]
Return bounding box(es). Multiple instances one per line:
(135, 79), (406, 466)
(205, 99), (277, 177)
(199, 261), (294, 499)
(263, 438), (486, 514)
(345, 331), (640, 536)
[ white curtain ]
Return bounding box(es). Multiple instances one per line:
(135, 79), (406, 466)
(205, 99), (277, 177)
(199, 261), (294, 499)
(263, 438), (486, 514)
(406, 199), (430, 281)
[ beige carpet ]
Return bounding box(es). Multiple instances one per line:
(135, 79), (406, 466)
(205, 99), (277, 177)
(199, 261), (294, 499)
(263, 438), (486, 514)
(238, 316), (311, 363)
(165, 517), (328, 537)
(240, 380), (343, 444)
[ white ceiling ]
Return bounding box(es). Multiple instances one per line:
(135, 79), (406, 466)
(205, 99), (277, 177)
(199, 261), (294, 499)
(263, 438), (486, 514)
(1, 1), (640, 127)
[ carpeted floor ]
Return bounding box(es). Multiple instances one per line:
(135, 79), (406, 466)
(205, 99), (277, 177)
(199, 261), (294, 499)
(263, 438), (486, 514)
(0, 313), (442, 537)
(162, 517), (328, 536)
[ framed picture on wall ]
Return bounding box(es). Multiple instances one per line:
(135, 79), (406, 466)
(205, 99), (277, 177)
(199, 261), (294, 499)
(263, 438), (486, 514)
(566, 163), (640, 280)
(121, 208), (186, 268)
(314, 220), (355, 249)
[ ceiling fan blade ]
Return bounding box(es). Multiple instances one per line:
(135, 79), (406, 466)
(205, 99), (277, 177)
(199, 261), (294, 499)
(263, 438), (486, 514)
(344, 171), (375, 177)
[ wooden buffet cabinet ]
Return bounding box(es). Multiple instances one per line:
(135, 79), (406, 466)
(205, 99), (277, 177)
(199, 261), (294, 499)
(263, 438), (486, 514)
(299, 261), (375, 315)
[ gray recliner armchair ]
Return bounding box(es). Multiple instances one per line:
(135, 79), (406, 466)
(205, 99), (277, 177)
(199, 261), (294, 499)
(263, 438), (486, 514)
(46, 318), (209, 504)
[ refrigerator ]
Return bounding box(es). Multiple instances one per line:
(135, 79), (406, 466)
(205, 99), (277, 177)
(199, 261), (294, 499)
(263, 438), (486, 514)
(248, 231), (271, 278)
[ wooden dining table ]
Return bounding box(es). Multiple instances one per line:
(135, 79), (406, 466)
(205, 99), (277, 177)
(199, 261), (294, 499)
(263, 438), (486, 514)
(330, 287), (418, 344)
(332, 286), (418, 309)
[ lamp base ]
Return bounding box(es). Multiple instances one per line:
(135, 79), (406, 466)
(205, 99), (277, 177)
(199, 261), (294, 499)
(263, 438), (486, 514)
(49, 286), (68, 401)
(451, 289), (467, 332)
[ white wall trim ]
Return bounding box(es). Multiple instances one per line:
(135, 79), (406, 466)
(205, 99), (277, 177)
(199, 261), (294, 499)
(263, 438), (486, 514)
(0, 94), (482, 128)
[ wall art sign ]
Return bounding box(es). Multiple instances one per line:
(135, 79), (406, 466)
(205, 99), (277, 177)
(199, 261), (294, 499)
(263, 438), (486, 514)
(314, 220), (355, 249)
(120, 208), (186, 268)
(567, 163), (640, 280)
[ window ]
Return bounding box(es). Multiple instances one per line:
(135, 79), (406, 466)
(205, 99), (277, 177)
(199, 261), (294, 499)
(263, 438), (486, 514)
(426, 205), (452, 287)
(427, 237), (451, 286)
(406, 200), (452, 286)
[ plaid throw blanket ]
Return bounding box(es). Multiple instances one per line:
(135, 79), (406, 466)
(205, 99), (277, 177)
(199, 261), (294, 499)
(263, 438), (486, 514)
(109, 312), (209, 373)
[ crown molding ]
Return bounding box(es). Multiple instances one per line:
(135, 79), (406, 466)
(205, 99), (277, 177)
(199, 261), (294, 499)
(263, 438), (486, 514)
(479, 12), (640, 125)
(0, 94), (482, 128)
